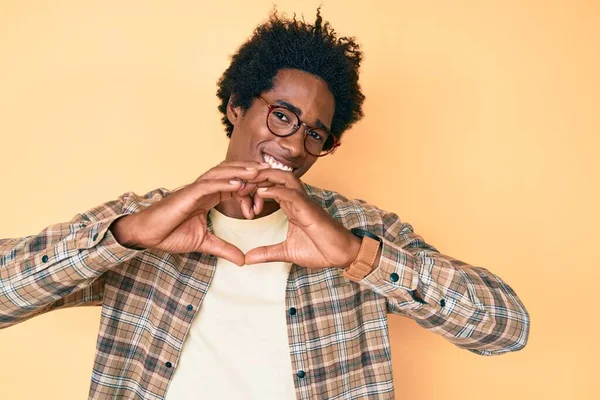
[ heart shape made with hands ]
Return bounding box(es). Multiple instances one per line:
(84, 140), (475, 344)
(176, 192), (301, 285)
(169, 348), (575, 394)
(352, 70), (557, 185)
(113, 164), (354, 268)
(204, 169), (360, 270)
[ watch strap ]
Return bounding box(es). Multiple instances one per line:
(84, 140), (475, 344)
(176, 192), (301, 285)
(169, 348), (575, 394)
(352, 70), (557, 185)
(343, 235), (381, 282)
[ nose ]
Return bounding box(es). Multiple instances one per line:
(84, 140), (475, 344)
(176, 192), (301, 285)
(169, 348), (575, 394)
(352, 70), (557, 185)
(278, 124), (308, 158)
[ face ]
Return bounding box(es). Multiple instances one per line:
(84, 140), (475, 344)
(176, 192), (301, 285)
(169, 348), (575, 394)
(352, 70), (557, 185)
(225, 68), (336, 178)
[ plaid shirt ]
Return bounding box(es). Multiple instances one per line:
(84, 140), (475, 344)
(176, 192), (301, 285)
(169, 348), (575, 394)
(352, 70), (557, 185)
(0, 184), (529, 399)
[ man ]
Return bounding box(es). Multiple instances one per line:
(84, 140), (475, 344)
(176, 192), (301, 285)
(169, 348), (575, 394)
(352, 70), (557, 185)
(0, 9), (529, 400)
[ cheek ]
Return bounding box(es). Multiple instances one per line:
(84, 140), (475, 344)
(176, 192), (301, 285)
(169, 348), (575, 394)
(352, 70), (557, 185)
(296, 158), (317, 178)
(232, 116), (266, 149)
(248, 121), (277, 150)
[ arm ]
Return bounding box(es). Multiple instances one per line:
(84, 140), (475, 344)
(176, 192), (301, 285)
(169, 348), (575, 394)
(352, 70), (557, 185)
(292, 183), (531, 356)
(0, 191), (155, 329)
(355, 211), (530, 356)
(243, 178), (530, 356)
(0, 162), (270, 329)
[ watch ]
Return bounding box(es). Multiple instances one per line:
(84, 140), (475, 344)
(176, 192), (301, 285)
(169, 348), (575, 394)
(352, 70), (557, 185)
(342, 228), (383, 282)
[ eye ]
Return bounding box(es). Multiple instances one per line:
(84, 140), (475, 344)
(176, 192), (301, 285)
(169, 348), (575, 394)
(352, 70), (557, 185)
(307, 129), (325, 142)
(273, 111), (289, 123)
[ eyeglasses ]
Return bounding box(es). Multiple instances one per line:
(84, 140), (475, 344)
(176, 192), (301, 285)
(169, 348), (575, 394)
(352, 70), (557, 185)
(258, 96), (340, 157)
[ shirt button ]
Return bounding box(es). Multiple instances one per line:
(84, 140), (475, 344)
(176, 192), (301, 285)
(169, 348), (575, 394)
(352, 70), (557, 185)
(165, 361), (172, 368)
(389, 273), (399, 282)
(186, 304), (193, 311)
(93, 233), (99, 241)
(440, 299), (446, 307)
(42, 255), (49, 263)
(296, 370), (306, 378)
(288, 307), (297, 316)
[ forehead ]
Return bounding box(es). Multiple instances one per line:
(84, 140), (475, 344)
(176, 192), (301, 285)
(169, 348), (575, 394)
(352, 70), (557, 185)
(265, 69), (335, 125)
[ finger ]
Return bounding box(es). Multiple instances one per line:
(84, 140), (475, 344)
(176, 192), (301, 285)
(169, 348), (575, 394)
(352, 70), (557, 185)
(211, 161), (271, 173)
(196, 166), (261, 183)
(234, 191), (255, 220)
(192, 179), (244, 198)
(183, 179), (243, 211)
(152, 179), (241, 226)
(245, 242), (287, 265)
(195, 160), (271, 183)
(255, 186), (298, 203)
(218, 160), (271, 169)
(253, 180), (278, 189)
(252, 192), (264, 215)
(237, 182), (258, 197)
(246, 169), (302, 189)
(199, 233), (246, 266)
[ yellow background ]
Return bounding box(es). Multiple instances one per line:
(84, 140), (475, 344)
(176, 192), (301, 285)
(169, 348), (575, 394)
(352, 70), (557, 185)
(1, 1), (598, 399)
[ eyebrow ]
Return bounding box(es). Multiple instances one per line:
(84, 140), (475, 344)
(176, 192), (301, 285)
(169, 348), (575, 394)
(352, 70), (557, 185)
(275, 99), (331, 134)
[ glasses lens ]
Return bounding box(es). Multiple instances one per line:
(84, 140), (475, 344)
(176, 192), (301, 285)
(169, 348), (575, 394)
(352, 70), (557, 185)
(304, 129), (332, 156)
(266, 106), (337, 157)
(267, 107), (298, 136)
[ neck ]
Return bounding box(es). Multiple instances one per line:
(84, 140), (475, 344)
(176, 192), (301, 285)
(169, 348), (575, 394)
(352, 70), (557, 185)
(214, 198), (281, 220)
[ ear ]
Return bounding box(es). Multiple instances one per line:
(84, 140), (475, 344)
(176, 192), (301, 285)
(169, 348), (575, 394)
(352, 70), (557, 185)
(226, 96), (242, 126)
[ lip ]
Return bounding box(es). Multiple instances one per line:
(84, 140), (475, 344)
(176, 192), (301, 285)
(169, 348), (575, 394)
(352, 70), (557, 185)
(262, 152), (298, 171)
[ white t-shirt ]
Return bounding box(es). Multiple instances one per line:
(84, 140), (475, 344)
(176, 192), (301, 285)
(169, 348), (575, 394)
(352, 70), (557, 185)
(164, 207), (296, 400)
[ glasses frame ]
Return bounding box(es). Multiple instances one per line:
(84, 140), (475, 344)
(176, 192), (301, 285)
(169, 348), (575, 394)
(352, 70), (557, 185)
(258, 96), (340, 157)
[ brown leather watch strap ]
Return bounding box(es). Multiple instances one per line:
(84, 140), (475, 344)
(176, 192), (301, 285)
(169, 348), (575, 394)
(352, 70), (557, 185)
(343, 235), (381, 282)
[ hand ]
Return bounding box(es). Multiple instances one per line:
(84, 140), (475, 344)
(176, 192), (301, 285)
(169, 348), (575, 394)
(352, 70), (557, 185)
(109, 161), (270, 265)
(244, 169), (362, 269)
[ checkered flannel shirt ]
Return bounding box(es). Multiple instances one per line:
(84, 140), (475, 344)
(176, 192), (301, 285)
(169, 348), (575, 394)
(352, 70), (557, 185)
(0, 183), (529, 399)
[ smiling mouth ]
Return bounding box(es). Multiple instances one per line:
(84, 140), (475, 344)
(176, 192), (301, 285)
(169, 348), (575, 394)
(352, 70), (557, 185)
(262, 153), (295, 172)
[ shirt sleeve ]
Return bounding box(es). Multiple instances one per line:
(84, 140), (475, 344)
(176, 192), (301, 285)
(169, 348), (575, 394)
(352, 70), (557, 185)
(0, 189), (167, 329)
(357, 212), (530, 356)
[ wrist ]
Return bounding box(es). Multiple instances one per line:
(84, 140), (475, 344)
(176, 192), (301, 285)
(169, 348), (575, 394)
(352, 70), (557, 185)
(109, 215), (144, 250)
(342, 229), (383, 282)
(343, 234), (362, 269)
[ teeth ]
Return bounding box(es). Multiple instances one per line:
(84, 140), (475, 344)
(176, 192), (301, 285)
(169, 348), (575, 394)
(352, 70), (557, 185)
(263, 154), (293, 171)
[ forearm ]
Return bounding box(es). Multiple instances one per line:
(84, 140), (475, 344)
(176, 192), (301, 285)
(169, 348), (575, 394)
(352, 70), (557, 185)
(109, 215), (147, 250)
(0, 189), (169, 329)
(0, 214), (141, 329)
(357, 230), (530, 355)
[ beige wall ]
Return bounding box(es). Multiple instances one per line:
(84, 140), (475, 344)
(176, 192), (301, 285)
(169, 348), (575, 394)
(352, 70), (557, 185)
(1, 1), (598, 399)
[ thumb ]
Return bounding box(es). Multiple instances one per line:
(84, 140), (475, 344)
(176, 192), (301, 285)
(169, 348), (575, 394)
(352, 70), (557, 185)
(245, 243), (287, 265)
(199, 233), (245, 266)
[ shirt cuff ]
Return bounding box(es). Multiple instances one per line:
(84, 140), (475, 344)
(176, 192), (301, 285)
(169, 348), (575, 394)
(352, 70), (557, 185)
(32, 215), (143, 280)
(357, 237), (444, 316)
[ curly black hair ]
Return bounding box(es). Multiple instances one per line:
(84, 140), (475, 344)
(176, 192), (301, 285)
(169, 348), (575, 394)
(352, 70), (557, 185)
(216, 8), (365, 147)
